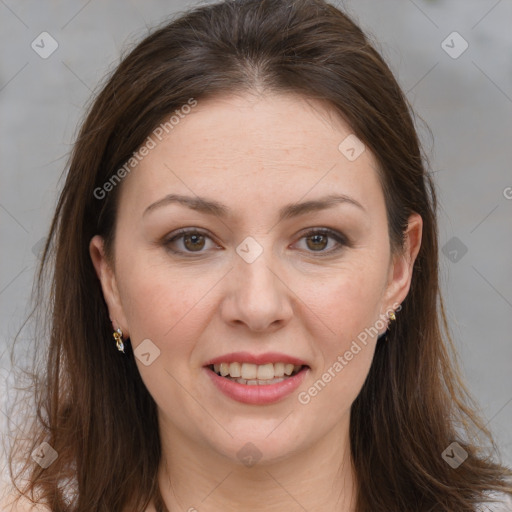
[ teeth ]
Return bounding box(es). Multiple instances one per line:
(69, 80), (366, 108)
(274, 362), (285, 377)
(229, 362), (241, 378)
(241, 363), (258, 380)
(211, 362), (304, 380)
(256, 363), (274, 380)
(230, 376), (287, 385)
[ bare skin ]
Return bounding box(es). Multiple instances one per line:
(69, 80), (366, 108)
(90, 92), (422, 512)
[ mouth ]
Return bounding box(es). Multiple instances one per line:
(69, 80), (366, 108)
(206, 362), (308, 385)
(204, 361), (310, 404)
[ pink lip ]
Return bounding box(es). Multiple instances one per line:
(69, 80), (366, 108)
(204, 365), (309, 405)
(203, 351), (308, 367)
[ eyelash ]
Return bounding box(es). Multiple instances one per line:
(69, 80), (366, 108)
(162, 227), (348, 257)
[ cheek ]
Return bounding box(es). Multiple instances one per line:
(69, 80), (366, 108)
(298, 341), (375, 424)
(298, 257), (387, 341)
(296, 276), (382, 415)
(293, 255), (387, 402)
(115, 261), (210, 410)
(115, 253), (211, 356)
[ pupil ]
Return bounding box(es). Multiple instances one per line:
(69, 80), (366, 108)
(307, 234), (327, 251)
(185, 233), (205, 251)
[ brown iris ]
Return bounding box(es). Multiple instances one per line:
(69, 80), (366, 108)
(183, 233), (206, 251)
(305, 233), (328, 251)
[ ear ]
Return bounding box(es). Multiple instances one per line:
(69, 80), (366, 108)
(89, 235), (129, 337)
(382, 213), (423, 312)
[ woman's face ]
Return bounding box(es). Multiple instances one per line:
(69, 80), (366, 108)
(91, 92), (421, 465)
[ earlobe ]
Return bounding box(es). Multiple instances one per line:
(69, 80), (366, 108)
(89, 235), (129, 337)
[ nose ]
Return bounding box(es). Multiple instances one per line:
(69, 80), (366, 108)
(220, 246), (294, 333)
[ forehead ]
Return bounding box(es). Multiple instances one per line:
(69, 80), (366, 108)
(118, 92), (383, 217)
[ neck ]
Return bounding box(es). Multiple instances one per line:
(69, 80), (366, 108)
(155, 413), (357, 512)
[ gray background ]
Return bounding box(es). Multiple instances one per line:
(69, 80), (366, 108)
(1, 0), (511, 480)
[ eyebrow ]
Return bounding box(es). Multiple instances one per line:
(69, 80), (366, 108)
(143, 193), (366, 222)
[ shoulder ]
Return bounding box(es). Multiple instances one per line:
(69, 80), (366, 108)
(0, 487), (51, 512)
(0, 497), (51, 512)
(477, 490), (512, 511)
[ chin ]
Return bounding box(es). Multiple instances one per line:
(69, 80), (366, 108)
(199, 421), (311, 468)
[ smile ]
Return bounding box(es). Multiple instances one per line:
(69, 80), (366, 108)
(205, 362), (309, 404)
(209, 362), (304, 385)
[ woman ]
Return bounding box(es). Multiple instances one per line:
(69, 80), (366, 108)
(5, 0), (512, 510)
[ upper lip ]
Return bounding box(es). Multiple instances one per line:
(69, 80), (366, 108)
(204, 351), (309, 367)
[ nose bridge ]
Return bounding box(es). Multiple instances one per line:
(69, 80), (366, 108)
(238, 252), (275, 294)
(225, 235), (293, 330)
(235, 235), (280, 301)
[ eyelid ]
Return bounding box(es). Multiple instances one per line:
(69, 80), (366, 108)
(162, 226), (349, 256)
(293, 227), (349, 255)
(163, 227), (220, 255)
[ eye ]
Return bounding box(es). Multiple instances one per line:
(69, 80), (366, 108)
(162, 227), (348, 257)
(294, 228), (347, 255)
(163, 228), (219, 254)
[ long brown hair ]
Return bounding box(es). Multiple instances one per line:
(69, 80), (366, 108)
(8, 0), (512, 510)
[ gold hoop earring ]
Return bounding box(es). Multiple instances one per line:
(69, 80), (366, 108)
(386, 309), (397, 332)
(113, 328), (125, 353)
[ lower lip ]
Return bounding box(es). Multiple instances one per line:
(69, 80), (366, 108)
(204, 366), (309, 405)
